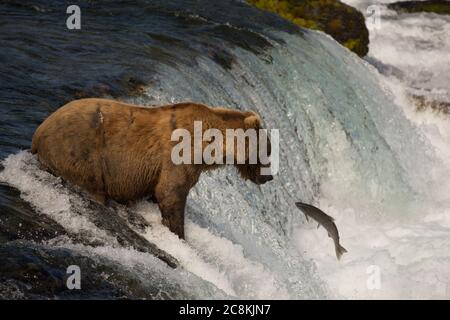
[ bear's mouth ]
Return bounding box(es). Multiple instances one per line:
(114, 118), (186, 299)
(256, 174), (273, 185)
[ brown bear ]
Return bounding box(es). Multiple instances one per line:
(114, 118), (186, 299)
(31, 98), (273, 239)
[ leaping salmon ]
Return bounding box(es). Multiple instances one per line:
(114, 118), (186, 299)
(295, 202), (347, 260)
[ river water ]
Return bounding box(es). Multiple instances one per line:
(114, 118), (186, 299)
(1, 0), (449, 299)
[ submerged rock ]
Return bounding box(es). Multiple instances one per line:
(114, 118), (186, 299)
(0, 241), (222, 299)
(0, 151), (179, 269)
(75, 197), (179, 269)
(411, 94), (450, 115)
(0, 184), (66, 244)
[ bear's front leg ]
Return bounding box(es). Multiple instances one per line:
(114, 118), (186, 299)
(154, 165), (201, 239)
(158, 193), (187, 239)
(154, 172), (190, 239)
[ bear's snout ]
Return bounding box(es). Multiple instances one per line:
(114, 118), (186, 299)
(257, 174), (273, 185)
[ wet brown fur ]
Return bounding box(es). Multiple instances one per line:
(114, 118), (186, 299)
(31, 98), (271, 239)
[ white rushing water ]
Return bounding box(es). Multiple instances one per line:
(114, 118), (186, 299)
(306, 0), (450, 298)
(342, 0), (450, 103)
(1, 3), (450, 298)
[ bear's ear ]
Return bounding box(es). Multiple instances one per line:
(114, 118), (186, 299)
(244, 112), (261, 130)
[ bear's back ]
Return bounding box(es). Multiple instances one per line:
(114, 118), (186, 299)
(30, 98), (258, 204)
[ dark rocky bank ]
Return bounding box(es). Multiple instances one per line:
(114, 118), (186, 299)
(248, 0), (370, 56)
(388, 1), (450, 15)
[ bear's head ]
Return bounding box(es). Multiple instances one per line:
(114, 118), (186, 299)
(235, 112), (273, 185)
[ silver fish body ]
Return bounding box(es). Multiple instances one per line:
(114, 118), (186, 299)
(295, 202), (347, 260)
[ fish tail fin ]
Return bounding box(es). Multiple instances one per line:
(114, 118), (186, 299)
(335, 244), (347, 260)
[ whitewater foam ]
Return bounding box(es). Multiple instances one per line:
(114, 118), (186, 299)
(295, 0), (450, 299)
(343, 0), (450, 104)
(133, 201), (290, 299)
(0, 151), (115, 244)
(294, 199), (450, 299)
